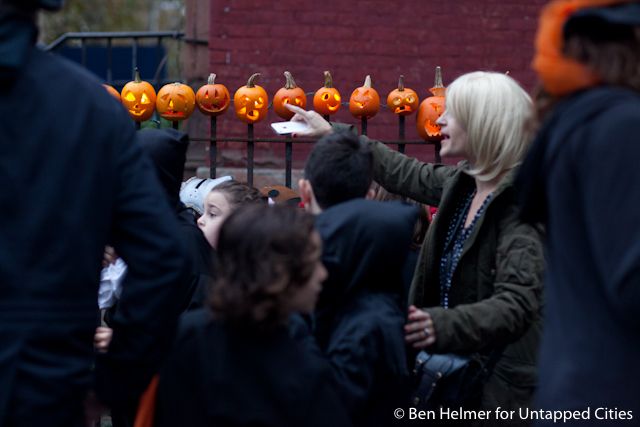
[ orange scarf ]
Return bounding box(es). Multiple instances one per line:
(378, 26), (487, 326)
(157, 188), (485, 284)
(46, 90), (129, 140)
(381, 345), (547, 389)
(533, 0), (632, 96)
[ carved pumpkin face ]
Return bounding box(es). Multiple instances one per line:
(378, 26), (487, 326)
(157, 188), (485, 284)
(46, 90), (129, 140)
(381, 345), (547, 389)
(156, 82), (196, 121)
(233, 73), (269, 124)
(103, 84), (121, 101)
(120, 69), (156, 122)
(313, 71), (341, 116)
(196, 73), (230, 116)
(349, 75), (380, 119)
(273, 71), (307, 120)
(387, 75), (419, 116)
(416, 66), (446, 140)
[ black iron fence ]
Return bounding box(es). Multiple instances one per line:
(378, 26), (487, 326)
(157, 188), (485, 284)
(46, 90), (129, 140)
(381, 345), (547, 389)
(189, 115), (441, 188)
(45, 31), (185, 87)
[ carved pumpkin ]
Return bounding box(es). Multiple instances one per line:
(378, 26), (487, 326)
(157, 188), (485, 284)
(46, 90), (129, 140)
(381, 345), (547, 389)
(416, 66), (446, 140)
(313, 71), (341, 116)
(156, 82), (196, 121)
(103, 84), (121, 101)
(386, 75), (419, 116)
(195, 73), (230, 116)
(349, 75), (380, 119)
(273, 71), (307, 120)
(120, 68), (157, 122)
(120, 68), (156, 122)
(233, 73), (269, 124)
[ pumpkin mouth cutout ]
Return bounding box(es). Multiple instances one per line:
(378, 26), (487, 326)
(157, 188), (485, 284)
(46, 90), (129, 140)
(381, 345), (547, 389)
(200, 103), (223, 111)
(163, 110), (186, 118)
(321, 93), (341, 110)
(395, 105), (413, 113)
(425, 121), (441, 136)
(129, 109), (145, 117)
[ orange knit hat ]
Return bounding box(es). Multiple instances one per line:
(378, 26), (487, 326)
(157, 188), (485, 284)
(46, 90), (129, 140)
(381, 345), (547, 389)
(533, 0), (632, 96)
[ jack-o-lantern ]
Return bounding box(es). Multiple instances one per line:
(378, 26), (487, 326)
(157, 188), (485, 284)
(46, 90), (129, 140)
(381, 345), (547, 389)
(156, 82), (196, 121)
(416, 66), (446, 140)
(387, 75), (419, 116)
(233, 73), (269, 124)
(349, 75), (380, 119)
(195, 73), (230, 116)
(103, 84), (121, 101)
(313, 71), (341, 116)
(120, 68), (157, 122)
(273, 71), (307, 120)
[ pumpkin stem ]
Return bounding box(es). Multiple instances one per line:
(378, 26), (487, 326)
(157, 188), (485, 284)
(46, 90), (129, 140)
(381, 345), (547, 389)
(207, 73), (217, 85)
(246, 73), (260, 88)
(433, 66), (444, 88)
(323, 71), (334, 88)
(398, 75), (405, 92)
(430, 66), (446, 97)
(284, 71), (298, 89)
(363, 75), (372, 88)
(133, 67), (141, 83)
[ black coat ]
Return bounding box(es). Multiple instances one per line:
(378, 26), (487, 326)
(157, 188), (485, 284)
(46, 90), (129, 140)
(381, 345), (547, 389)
(518, 86), (640, 425)
(315, 199), (418, 427)
(136, 128), (214, 311)
(154, 309), (351, 427)
(0, 46), (187, 426)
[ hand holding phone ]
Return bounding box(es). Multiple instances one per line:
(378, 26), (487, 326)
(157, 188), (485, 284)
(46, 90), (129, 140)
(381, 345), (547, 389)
(270, 121), (311, 135)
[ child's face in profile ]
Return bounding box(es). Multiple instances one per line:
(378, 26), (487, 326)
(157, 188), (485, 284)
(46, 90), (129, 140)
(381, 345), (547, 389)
(286, 232), (327, 314)
(197, 190), (232, 248)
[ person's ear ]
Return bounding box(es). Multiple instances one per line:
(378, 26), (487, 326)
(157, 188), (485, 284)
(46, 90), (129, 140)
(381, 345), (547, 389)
(298, 179), (312, 203)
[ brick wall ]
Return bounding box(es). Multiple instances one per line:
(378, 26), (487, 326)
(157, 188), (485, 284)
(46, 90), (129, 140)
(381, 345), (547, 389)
(185, 0), (547, 175)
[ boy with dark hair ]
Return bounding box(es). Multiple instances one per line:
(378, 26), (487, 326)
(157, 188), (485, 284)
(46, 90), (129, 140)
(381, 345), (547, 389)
(295, 119), (417, 426)
(298, 131), (374, 213)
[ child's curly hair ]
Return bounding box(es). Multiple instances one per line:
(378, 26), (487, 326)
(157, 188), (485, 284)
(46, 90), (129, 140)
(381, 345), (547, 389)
(210, 204), (319, 329)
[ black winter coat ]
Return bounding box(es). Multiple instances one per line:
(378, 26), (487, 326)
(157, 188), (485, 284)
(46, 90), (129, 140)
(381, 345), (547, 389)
(518, 87), (640, 425)
(0, 46), (187, 426)
(154, 309), (351, 427)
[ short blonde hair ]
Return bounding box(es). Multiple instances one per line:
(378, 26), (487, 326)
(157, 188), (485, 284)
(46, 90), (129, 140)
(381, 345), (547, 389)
(446, 72), (533, 182)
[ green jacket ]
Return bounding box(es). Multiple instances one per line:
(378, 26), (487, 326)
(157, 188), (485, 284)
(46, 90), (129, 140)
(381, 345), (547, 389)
(364, 137), (544, 417)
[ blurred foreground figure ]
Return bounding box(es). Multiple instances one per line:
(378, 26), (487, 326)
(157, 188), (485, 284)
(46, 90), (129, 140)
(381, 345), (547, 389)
(0, 1), (187, 426)
(518, 1), (640, 424)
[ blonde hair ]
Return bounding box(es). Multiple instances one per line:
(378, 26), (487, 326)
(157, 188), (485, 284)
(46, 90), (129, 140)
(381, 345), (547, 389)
(446, 72), (533, 182)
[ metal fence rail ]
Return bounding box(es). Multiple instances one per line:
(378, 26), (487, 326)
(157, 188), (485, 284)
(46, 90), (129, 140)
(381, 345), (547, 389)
(189, 115), (441, 188)
(45, 31), (185, 87)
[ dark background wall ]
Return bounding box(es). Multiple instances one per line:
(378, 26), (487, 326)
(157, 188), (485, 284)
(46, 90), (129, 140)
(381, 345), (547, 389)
(184, 0), (547, 173)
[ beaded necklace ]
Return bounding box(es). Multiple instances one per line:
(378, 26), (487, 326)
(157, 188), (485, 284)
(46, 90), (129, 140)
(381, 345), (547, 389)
(439, 189), (494, 308)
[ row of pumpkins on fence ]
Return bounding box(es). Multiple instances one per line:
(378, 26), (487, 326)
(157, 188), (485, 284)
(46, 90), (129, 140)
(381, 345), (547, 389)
(104, 67), (446, 140)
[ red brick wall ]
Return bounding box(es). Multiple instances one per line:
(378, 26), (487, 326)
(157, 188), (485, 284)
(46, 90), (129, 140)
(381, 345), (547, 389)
(201, 0), (547, 168)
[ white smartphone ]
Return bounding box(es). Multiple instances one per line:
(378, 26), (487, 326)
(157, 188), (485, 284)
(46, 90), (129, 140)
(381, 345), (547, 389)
(270, 121), (310, 135)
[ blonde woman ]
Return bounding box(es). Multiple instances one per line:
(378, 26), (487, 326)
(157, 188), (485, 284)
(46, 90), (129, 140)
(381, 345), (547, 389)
(287, 72), (544, 423)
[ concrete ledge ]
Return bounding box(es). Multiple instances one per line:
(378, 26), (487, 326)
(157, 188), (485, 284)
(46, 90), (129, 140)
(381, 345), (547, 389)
(196, 167), (304, 190)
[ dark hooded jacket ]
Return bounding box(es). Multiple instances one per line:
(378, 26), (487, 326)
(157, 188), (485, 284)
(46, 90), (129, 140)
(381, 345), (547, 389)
(0, 13), (187, 427)
(315, 199), (418, 427)
(517, 86), (640, 423)
(137, 129), (214, 311)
